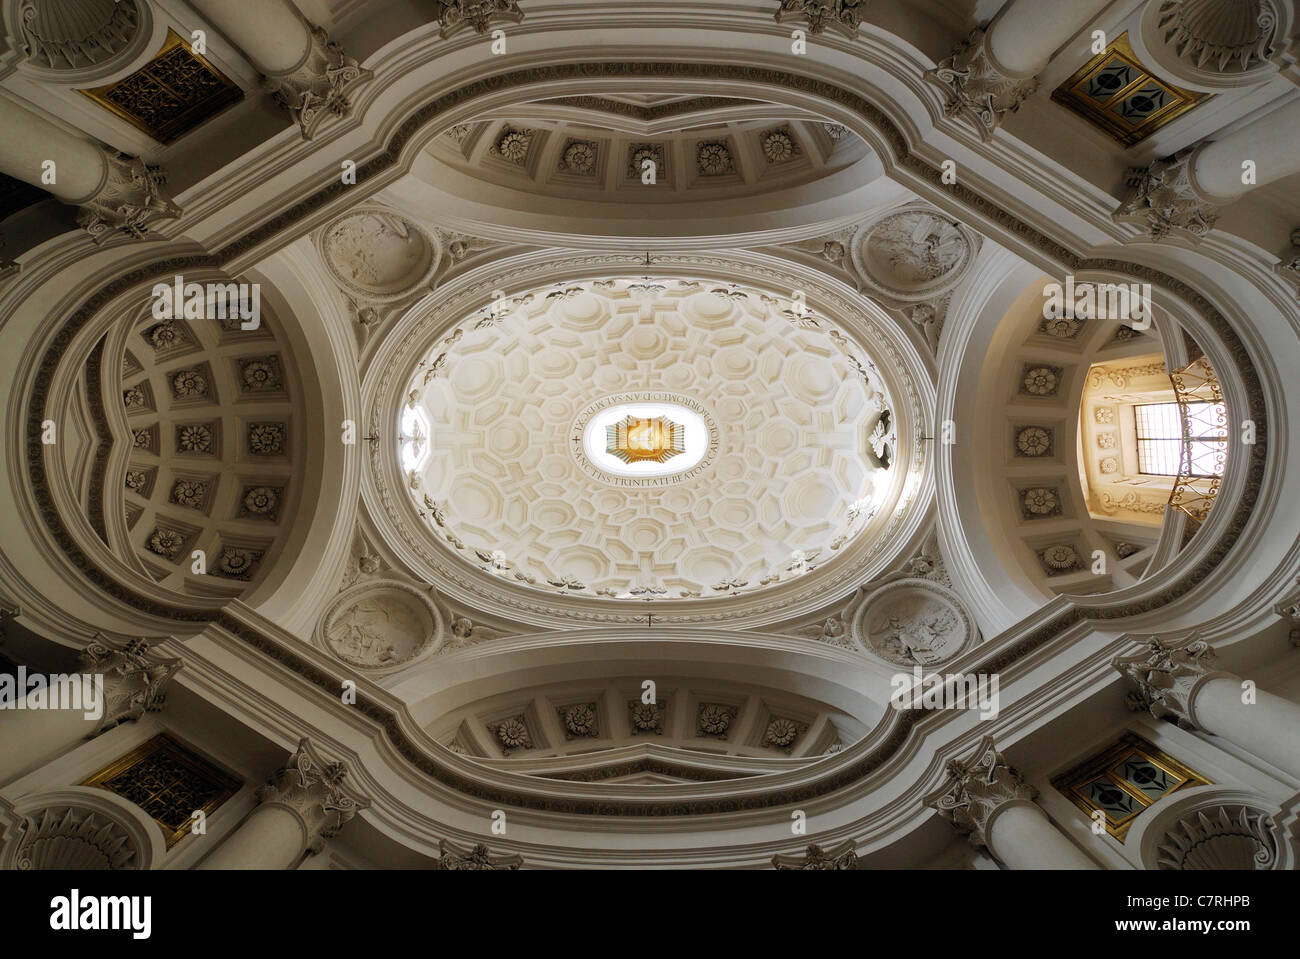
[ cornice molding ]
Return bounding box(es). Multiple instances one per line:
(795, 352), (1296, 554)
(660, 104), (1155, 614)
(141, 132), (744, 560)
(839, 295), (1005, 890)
(166, 610), (1278, 864)
(7, 58), (1277, 822)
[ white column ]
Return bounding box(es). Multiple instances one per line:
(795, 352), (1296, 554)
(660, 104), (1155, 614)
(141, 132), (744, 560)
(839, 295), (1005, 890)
(199, 738), (368, 870)
(926, 736), (1100, 869)
(197, 804), (308, 870)
(986, 801), (1101, 870)
(1187, 676), (1300, 779)
(1116, 636), (1300, 779)
(0, 95), (180, 240)
(0, 637), (180, 785)
(0, 691), (102, 785)
(0, 95), (107, 203)
(927, 0), (1109, 140)
(986, 0), (1114, 77)
(1190, 100), (1300, 202)
(187, 0), (370, 140)
(186, 0), (312, 75)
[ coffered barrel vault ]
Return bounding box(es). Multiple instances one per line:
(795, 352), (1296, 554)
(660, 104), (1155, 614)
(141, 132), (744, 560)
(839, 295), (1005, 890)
(0, 0), (1297, 873)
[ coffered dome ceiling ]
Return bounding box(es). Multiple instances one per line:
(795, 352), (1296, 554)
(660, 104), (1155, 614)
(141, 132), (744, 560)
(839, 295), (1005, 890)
(39, 277), (309, 603)
(361, 253), (934, 625)
(430, 111), (867, 203)
(398, 276), (898, 602)
(401, 97), (897, 245)
(104, 298), (304, 596)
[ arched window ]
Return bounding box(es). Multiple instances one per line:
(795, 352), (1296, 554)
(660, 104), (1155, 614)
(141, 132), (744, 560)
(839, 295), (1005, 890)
(1134, 401), (1227, 477)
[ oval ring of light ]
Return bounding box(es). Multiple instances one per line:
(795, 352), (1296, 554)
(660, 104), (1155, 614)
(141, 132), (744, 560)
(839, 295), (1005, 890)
(577, 396), (714, 483)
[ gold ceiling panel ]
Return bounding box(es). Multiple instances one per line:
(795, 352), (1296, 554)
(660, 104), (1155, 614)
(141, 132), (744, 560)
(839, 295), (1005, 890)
(1052, 33), (1208, 147)
(84, 734), (241, 848)
(1052, 731), (1209, 840)
(79, 30), (243, 144)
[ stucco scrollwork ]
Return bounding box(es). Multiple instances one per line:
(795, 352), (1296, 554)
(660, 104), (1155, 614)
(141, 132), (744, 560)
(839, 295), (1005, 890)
(1273, 576), (1300, 646)
(264, 25), (372, 140)
(771, 840), (861, 869)
(924, 737), (1037, 851)
(1113, 635), (1230, 728)
(774, 1), (868, 38)
(78, 150), (182, 243)
(434, 838), (522, 869)
(1115, 147), (1219, 241)
(1274, 227), (1300, 299)
(81, 635), (182, 733)
(434, 0), (524, 39)
(255, 739), (370, 853)
(927, 27), (1039, 141)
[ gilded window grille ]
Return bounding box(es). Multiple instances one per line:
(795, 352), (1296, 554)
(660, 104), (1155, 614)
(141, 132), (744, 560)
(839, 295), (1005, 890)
(1052, 732), (1209, 840)
(83, 734), (241, 848)
(78, 30), (244, 144)
(1167, 355), (1225, 525)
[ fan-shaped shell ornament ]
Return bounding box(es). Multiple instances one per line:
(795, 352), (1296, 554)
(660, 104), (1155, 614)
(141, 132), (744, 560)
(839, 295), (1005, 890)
(1157, 0), (1278, 72)
(20, 0), (140, 69)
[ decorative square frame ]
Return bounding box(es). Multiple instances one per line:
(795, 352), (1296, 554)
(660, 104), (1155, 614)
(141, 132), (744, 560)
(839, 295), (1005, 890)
(1051, 34), (1209, 147)
(1052, 731), (1209, 840)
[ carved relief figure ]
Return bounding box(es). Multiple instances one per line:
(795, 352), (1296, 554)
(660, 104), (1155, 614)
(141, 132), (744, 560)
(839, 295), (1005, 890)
(325, 594), (430, 667)
(867, 212), (968, 285)
(866, 593), (965, 666)
(321, 210), (436, 298)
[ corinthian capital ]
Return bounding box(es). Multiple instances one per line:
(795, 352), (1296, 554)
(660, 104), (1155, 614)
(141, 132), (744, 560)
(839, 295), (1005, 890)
(1275, 229), (1300, 300)
(774, 0), (868, 37)
(926, 28), (1038, 141)
(772, 841), (860, 869)
(1113, 635), (1230, 728)
(76, 150), (181, 243)
(924, 737), (1037, 850)
(1114, 146), (1220, 241)
(256, 739), (370, 852)
(264, 25), (372, 140)
(434, 838), (522, 869)
(79, 635), (182, 732)
(435, 0), (525, 38)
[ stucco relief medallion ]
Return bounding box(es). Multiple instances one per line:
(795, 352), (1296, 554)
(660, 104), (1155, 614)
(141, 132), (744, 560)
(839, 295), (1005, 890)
(851, 579), (975, 666)
(319, 581), (445, 669)
(320, 207), (441, 302)
(851, 205), (977, 302)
